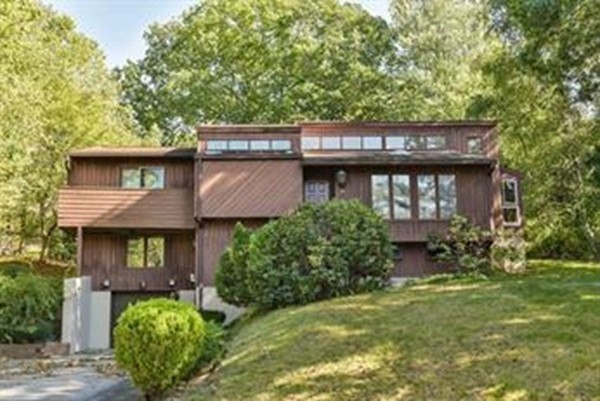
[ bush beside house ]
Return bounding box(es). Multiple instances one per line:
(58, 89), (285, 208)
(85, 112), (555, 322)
(216, 200), (394, 310)
(114, 299), (207, 399)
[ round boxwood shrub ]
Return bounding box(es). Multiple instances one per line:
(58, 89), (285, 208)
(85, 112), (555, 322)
(114, 299), (206, 399)
(217, 200), (393, 310)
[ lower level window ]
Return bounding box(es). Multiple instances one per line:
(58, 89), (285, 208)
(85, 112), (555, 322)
(127, 236), (165, 268)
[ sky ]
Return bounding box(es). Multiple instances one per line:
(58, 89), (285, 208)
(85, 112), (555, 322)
(42, 0), (391, 68)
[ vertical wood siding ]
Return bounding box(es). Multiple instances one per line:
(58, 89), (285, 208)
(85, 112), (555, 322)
(393, 243), (450, 277)
(82, 231), (195, 291)
(69, 158), (194, 188)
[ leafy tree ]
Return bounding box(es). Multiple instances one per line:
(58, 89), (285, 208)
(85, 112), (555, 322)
(117, 0), (401, 143)
(0, 0), (138, 260)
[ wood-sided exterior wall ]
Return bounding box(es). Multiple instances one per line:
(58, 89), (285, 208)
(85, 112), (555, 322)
(82, 230), (195, 291)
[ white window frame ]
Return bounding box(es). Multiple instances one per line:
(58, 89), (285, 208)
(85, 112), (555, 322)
(501, 178), (521, 227)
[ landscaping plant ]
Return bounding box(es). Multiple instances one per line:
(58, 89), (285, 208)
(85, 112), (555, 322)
(114, 299), (206, 399)
(216, 200), (393, 309)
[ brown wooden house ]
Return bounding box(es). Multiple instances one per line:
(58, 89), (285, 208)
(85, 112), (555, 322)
(57, 121), (522, 339)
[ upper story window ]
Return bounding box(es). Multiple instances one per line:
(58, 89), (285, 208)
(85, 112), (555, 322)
(467, 137), (483, 154)
(127, 236), (165, 269)
(363, 136), (383, 150)
(121, 167), (165, 189)
(205, 139), (292, 154)
(342, 136), (362, 150)
(302, 134), (446, 151)
(417, 174), (456, 219)
(322, 136), (341, 150)
(502, 178), (520, 226)
(371, 174), (411, 220)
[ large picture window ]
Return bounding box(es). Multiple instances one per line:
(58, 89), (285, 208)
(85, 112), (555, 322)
(392, 175), (411, 219)
(438, 175), (457, 218)
(371, 175), (390, 219)
(127, 236), (165, 269)
(121, 167), (165, 189)
(418, 175), (437, 219)
(417, 174), (457, 219)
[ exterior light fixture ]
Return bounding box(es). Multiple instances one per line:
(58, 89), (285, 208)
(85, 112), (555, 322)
(102, 279), (110, 289)
(168, 279), (176, 288)
(335, 169), (348, 188)
(189, 273), (196, 284)
(139, 280), (147, 290)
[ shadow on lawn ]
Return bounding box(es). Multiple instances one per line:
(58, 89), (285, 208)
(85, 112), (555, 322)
(198, 262), (600, 400)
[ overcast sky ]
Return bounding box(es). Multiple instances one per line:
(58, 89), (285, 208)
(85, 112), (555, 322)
(42, 0), (390, 68)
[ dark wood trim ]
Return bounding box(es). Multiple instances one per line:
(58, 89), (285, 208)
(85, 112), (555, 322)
(76, 226), (83, 276)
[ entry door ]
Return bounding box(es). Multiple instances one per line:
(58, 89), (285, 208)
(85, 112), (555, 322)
(305, 181), (330, 203)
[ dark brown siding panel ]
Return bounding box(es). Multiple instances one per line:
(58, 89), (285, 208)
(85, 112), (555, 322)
(58, 188), (194, 229)
(200, 160), (302, 218)
(201, 219), (267, 286)
(82, 231), (194, 291)
(393, 243), (450, 277)
(69, 158), (194, 188)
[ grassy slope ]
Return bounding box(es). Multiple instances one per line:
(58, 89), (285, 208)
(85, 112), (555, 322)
(188, 261), (600, 400)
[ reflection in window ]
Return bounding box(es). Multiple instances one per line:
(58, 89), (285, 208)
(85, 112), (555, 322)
(386, 136), (405, 150)
(272, 140), (291, 151)
(427, 136), (446, 150)
(302, 137), (320, 150)
(467, 137), (483, 154)
(206, 140), (227, 151)
(127, 236), (165, 269)
(501, 178), (520, 226)
(250, 140), (270, 151)
(126, 238), (144, 268)
(371, 175), (390, 219)
(392, 175), (411, 219)
(121, 167), (165, 189)
(363, 136), (383, 150)
(229, 140), (249, 151)
(322, 136), (341, 150)
(406, 136), (426, 150)
(342, 136), (361, 150)
(438, 175), (457, 218)
(418, 175), (437, 219)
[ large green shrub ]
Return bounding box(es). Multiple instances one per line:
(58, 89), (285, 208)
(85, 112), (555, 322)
(192, 320), (225, 372)
(114, 299), (206, 399)
(217, 200), (393, 310)
(427, 215), (493, 275)
(0, 273), (62, 343)
(215, 223), (253, 306)
(492, 229), (527, 273)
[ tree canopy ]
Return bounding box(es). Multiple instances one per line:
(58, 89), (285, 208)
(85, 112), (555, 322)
(0, 0), (138, 259)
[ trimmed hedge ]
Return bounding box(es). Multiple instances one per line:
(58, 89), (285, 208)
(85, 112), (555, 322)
(114, 299), (206, 398)
(217, 200), (393, 310)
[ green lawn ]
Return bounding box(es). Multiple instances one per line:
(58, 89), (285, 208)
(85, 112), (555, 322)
(186, 260), (600, 400)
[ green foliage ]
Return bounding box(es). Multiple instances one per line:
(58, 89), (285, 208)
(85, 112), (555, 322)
(492, 229), (527, 273)
(114, 299), (206, 398)
(218, 200), (393, 310)
(117, 0), (401, 143)
(200, 309), (227, 325)
(193, 321), (226, 372)
(215, 223), (253, 306)
(427, 215), (493, 275)
(0, 0), (138, 261)
(0, 274), (62, 343)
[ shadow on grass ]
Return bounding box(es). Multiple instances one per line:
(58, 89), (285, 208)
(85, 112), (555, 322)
(189, 260), (600, 400)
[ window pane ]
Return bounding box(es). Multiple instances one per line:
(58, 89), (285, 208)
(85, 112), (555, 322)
(322, 137), (341, 150)
(392, 175), (411, 219)
(250, 140), (270, 151)
(386, 136), (405, 150)
(418, 175), (436, 219)
(363, 136), (383, 150)
(121, 168), (141, 188)
(146, 237), (165, 268)
(406, 136), (426, 150)
(467, 137), (483, 154)
(503, 207), (519, 224)
(229, 140), (249, 151)
(502, 179), (517, 205)
(302, 137), (320, 150)
(206, 140), (227, 151)
(426, 136), (446, 150)
(438, 175), (456, 218)
(142, 167), (165, 189)
(271, 140), (291, 151)
(305, 181), (329, 203)
(127, 238), (144, 268)
(371, 175), (390, 219)
(342, 136), (361, 150)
